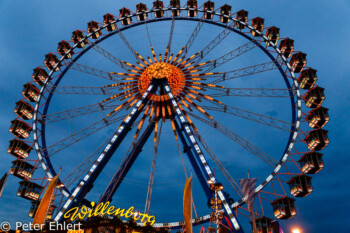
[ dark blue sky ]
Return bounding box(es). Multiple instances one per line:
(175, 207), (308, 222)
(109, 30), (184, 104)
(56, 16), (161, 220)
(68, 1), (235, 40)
(0, 0), (349, 232)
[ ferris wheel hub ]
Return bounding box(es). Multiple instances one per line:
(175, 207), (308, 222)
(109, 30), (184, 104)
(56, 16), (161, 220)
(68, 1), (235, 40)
(138, 61), (185, 99)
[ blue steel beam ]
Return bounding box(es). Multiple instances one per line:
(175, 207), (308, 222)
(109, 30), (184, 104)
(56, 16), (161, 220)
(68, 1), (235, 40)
(54, 81), (158, 222)
(173, 119), (213, 200)
(162, 79), (244, 233)
(98, 119), (156, 204)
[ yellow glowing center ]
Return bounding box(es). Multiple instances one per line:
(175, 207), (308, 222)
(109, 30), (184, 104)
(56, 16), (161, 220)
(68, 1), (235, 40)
(138, 62), (185, 100)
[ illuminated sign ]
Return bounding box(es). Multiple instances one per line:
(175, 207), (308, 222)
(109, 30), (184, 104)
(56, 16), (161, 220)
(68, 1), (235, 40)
(64, 202), (156, 225)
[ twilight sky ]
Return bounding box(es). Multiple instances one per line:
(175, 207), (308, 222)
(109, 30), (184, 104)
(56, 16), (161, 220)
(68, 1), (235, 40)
(0, 0), (349, 232)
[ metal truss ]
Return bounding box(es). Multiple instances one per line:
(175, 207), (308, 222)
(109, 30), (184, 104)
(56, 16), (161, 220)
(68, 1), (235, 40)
(186, 111), (278, 167)
(202, 40), (260, 72)
(52, 86), (119, 95)
(117, 27), (142, 63)
(68, 62), (120, 83)
(208, 88), (291, 98)
(165, 17), (175, 60)
(38, 100), (118, 124)
(42, 114), (127, 157)
(191, 21), (235, 65)
(201, 104), (292, 132)
(195, 135), (243, 198)
(210, 60), (281, 84)
(181, 20), (204, 59)
(92, 43), (129, 71)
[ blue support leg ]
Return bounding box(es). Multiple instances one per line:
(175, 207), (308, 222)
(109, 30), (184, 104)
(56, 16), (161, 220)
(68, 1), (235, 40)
(173, 119), (213, 200)
(162, 79), (244, 233)
(54, 82), (159, 222)
(98, 119), (156, 204)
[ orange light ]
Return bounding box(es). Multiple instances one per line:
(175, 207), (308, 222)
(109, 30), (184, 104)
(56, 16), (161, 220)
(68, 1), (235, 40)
(292, 229), (301, 233)
(138, 62), (185, 100)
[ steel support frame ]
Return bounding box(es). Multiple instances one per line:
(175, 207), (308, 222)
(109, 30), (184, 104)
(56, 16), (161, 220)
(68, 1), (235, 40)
(34, 13), (301, 229)
(173, 119), (213, 200)
(162, 79), (244, 233)
(54, 81), (158, 222)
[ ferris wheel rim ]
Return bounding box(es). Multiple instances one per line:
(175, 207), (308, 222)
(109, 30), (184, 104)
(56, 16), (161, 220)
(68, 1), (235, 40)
(31, 7), (302, 228)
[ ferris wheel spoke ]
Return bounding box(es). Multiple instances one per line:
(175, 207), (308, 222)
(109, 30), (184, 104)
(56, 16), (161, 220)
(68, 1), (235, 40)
(180, 20), (204, 59)
(194, 131), (243, 198)
(144, 120), (162, 214)
(91, 43), (131, 72)
(62, 136), (112, 189)
(201, 103), (292, 132)
(201, 40), (262, 72)
(190, 21), (235, 65)
(42, 113), (127, 158)
(164, 17), (175, 62)
(116, 25), (143, 63)
(51, 86), (120, 95)
(38, 99), (119, 124)
(207, 60), (281, 84)
(186, 111), (278, 167)
(207, 87), (291, 98)
(67, 62), (121, 83)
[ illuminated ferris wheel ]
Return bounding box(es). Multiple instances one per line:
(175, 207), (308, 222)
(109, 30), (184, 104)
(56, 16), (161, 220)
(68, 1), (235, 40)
(5, 0), (329, 232)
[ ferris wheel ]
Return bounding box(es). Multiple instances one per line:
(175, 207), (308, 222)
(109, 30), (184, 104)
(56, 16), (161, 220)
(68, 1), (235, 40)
(6, 0), (329, 232)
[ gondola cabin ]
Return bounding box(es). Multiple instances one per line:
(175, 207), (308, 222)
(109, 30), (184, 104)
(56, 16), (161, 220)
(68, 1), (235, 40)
(297, 68), (318, 90)
(136, 3), (148, 21)
(288, 175), (313, 197)
(22, 83), (39, 102)
(306, 107), (329, 128)
(170, 0), (180, 17)
(305, 129), (329, 151)
(8, 139), (31, 159)
(187, 0), (198, 17)
(57, 41), (73, 59)
(271, 197), (296, 219)
(72, 30), (88, 48)
(251, 17), (265, 37)
(203, 1), (215, 19)
(32, 67), (48, 86)
(153, 1), (164, 18)
(29, 201), (39, 218)
(290, 52), (307, 73)
(9, 120), (32, 139)
(87, 21), (101, 39)
(236, 10), (248, 29)
(278, 38), (294, 58)
(103, 13), (116, 31)
(120, 8), (132, 26)
(17, 181), (42, 201)
(298, 152), (324, 174)
(266, 26), (280, 46)
(44, 53), (60, 71)
(14, 101), (34, 120)
(10, 160), (34, 180)
(305, 86), (325, 108)
(220, 4), (231, 23)
(252, 216), (273, 233)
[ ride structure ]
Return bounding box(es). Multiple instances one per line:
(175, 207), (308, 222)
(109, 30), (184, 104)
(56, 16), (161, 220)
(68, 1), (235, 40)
(5, 1), (329, 232)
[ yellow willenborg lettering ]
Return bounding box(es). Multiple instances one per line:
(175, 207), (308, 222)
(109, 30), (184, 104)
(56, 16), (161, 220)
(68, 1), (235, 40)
(63, 202), (156, 225)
